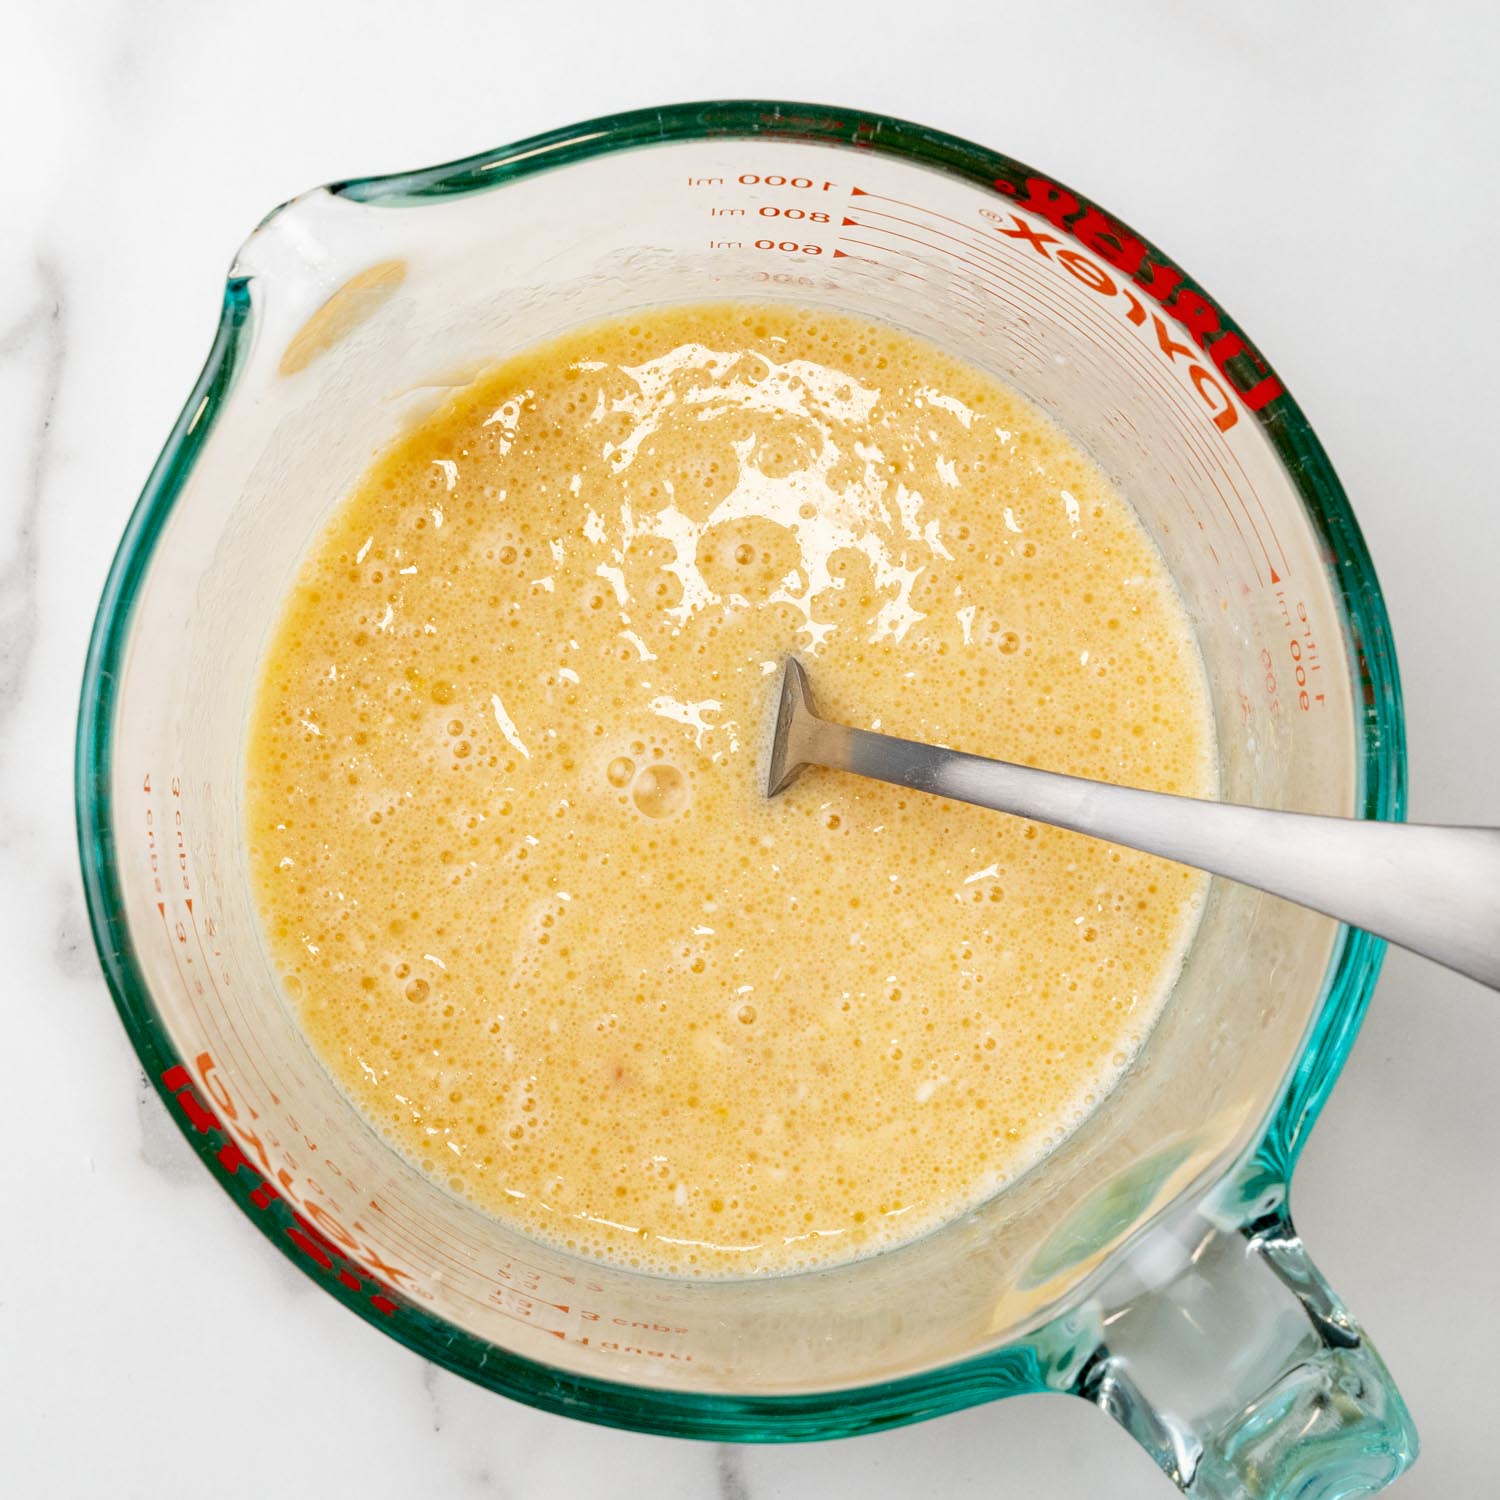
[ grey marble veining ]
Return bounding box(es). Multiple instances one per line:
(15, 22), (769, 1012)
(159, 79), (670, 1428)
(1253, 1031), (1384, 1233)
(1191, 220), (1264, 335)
(422, 1360), (447, 1434)
(714, 1447), (751, 1500)
(135, 1069), (200, 1183)
(0, 261), (64, 735)
(52, 882), (98, 978)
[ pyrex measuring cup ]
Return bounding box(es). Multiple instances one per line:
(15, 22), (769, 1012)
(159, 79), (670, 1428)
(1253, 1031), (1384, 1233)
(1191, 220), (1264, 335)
(76, 102), (1413, 1498)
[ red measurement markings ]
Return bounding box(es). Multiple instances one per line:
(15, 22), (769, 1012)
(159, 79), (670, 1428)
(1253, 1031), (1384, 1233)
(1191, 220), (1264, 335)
(190, 888), (292, 1099)
(380, 1172), (507, 1263)
(363, 1200), (600, 1344)
(151, 921), (265, 1143)
(747, 270), (841, 293)
(343, 1211), (448, 1302)
(842, 220), (1019, 298)
(144, 777), (209, 1032)
(162, 1020), (419, 1300)
(1276, 590), (1326, 712)
(182, 895), (281, 1109)
(834, 243), (1230, 594)
(841, 187), (1292, 583)
(830, 253), (997, 321)
(838, 226), (1227, 555)
(485, 1292), (567, 1340)
(984, 207), (1292, 576)
(500, 1263), (606, 1296)
(481, 1283), (695, 1360)
(969, 196), (1290, 578)
(373, 1238), (562, 1333)
(837, 235), (1052, 350)
(490, 1282), (572, 1318)
(358, 1196), (457, 1273)
(369, 1189), (687, 1347)
(167, 780), (291, 1109)
(991, 177), (1285, 411)
(172, 1043), (689, 1355)
(858, 182), (1284, 416)
(1258, 646), (1284, 716)
(160, 1061), (400, 1316)
(368, 1200), (474, 1276)
(837, 214), (1267, 585)
(733, 172), (839, 190)
(574, 1331), (694, 1362)
(831, 242), (1218, 557)
(154, 897), (203, 1023)
(832, 256), (1062, 396)
(751, 238), (826, 256)
(847, 213), (1199, 417)
(1102, 403), (1213, 564)
(367, 1188), (489, 1268)
(143, 772), (371, 1300)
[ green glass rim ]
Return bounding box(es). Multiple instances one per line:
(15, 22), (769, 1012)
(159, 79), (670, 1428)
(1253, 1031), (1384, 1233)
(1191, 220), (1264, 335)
(75, 98), (1404, 1441)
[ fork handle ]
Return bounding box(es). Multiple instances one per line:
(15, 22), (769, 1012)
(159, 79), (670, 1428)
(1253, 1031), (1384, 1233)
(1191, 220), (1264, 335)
(811, 717), (1500, 991)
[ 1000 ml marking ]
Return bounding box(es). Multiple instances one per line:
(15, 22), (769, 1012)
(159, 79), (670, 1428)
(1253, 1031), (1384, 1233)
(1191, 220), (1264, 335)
(689, 174), (837, 190)
(737, 173), (834, 188)
(684, 164), (1322, 675)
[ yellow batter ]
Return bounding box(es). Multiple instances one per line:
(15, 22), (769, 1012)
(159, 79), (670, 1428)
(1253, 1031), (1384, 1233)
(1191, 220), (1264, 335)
(247, 303), (1212, 1275)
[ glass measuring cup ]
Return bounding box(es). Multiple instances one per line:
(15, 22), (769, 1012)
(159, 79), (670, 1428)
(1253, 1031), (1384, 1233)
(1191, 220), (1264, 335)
(75, 102), (1413, 1498)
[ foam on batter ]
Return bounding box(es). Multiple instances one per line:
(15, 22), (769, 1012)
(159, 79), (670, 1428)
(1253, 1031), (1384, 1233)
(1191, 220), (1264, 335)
(247, 302), (1213, 1276)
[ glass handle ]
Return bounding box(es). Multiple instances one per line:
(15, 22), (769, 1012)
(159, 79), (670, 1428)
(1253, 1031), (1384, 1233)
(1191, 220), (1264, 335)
(1071, 1209), (1417, 1499)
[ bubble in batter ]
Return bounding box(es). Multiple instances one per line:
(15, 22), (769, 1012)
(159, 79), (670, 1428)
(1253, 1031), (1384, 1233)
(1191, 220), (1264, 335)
(632, 763), (688, 819)
(246, 302), (1214, 1277)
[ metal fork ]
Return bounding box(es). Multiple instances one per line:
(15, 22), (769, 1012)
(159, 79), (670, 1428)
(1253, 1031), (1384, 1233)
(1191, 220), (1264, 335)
(766, 656), (1500, 991)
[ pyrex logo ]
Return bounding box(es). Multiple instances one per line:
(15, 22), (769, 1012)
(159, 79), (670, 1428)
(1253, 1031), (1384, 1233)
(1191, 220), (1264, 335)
(161, 1060), (403, 1317)
(989, 175), (1285, 429)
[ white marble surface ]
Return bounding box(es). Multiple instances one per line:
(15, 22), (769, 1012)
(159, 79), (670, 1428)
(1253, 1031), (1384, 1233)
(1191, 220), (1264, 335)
(4, 2), (1498, 1494)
